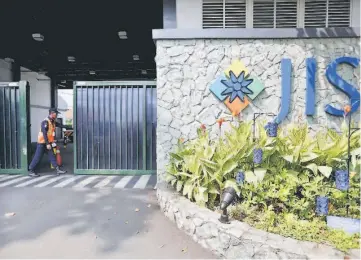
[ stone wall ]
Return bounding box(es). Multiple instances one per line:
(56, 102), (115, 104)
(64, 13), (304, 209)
(157, 183), (360, 259)
(155, 38), (360, 182)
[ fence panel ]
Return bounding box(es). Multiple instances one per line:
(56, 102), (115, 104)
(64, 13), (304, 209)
(74, 81), (156, 175)
(0, 81), (30, 174)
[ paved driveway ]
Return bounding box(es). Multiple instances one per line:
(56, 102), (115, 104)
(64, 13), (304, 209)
(0, 186), (215, 259)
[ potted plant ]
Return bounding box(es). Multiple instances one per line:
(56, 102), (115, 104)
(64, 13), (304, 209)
(264, 121), (278, 137)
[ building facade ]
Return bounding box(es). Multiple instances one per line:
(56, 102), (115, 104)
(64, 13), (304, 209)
(154, 0), (360, 182)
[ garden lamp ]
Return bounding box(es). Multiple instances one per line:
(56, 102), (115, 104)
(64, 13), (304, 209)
(219, 187), (237, 224)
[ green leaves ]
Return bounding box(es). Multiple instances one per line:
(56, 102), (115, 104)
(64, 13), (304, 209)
(300, 152), (319, 163)
(317, 166), (332, 178)
(165, 120), (360, 225)
(306, 163), (318, 175)
(220, 159), (238, 176)
(244, 168), (267, 184)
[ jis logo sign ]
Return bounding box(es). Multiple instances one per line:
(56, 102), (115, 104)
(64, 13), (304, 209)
(209, 57), (360, 124)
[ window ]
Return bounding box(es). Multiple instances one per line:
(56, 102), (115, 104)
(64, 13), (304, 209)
(202, 0), (246, 28)
(253, 0), (298, 28)
(305, 0), (350, 28)
(253, 0), (274, 28)
(225, 0), (247, 28)
(275, 0), (298, 28)
(202, 0), (224, 28)
(202, 0), (352, 29)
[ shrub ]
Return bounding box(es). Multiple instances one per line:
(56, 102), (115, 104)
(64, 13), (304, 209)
(165, 120), (360, 251)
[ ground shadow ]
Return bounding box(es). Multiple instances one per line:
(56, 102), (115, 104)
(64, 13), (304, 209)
(0, 187), (157, 257)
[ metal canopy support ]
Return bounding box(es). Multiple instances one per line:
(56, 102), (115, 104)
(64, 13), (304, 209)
(50, 76), (58, 108)
(73, 81), (157, 175)
(10, 61), (21, 82)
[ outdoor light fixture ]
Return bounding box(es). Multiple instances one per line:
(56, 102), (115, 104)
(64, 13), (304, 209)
(118, 31), (128, 39)
(89, 71), (96, 75)
(219, 187), (237, 224)
(67, 56), (76, 62)
(141, 70), (147, 75)
(133, 55), (139, 61)
(32, 33), (44, 42)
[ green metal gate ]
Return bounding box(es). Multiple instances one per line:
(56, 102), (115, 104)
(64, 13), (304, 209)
(74, 81), (156, 175)
(0, 81), (30, 175)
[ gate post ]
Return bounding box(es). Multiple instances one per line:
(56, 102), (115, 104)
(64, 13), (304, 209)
(19, 81), (30, 174)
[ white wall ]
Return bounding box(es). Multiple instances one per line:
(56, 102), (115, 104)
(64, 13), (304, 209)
(351, 0), (360, 28)
(0, 59), (52, 143)
(58, 89), (73, 123)
(20, 68), (52, 143)
(58, 89), (73, 110)
(176, 0), (202, 29)
(0, 59), (12, 81)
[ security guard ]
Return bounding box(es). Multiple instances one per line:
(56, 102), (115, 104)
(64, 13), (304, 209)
(28, 108), (72, 177)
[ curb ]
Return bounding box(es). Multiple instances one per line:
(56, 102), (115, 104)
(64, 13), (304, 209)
(156, 183), (360, 259)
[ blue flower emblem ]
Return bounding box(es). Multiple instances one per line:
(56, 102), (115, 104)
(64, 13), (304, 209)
(221, 70), (254, 103)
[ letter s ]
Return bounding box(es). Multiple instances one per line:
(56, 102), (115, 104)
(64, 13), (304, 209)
(325, 57), (360, 116)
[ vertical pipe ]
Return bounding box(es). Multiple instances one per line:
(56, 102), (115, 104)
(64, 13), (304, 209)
(19, 81), (29, 173)
(149, 86), (153, 170)
(108, 86), (111, 169)
(92, 86), (95, 170)
(137, 86), (139, 169)
(114, 85), (117, 169)
(119, 86), (122, 169)
(143, 85), (147, 170)
(14, 85), (18, 168)
(103, 85), (105, 169)
(97, 86), (100, 170)
(8, 87), (13, 168)
(125, 86), (128, 169)
(153, 86), (157, 170)
(130, 87), (133, 169)
(73, 83), (78, 171)
(86, 86), (89, 169)
(3, 87), (7, 169)
(79, 87), (83, 169)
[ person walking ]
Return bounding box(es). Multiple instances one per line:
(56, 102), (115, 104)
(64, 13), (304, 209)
(28, 108), (71, 177)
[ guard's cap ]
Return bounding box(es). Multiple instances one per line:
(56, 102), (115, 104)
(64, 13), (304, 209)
(49, 108), (60, 114)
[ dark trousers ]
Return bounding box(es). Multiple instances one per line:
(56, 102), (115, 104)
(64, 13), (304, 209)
(29, 144), (57, 170)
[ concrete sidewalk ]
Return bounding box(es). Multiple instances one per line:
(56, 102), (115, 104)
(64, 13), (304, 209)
(0, 187), (215, 259)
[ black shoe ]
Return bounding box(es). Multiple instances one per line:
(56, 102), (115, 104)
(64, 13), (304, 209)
(56, 166), (67, 175)
(28, 170), (40, 177)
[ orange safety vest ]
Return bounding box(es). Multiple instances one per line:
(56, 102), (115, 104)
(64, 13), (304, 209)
(37, 118), (56, 144)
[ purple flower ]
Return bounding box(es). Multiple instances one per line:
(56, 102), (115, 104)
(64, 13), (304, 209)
(236, 171), (245, 185)
(265, 122), (278, 137)
(335, 170), (349, 191)
(316, 196), (329, 216)
(253, 149), (263, 164)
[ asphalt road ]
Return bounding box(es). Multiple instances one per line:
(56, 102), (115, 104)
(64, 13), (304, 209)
(0, 187), (215, 259)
